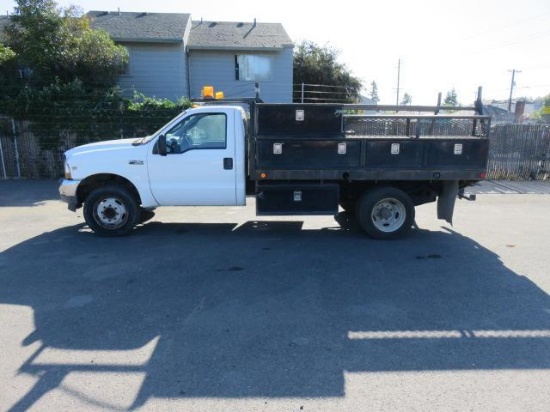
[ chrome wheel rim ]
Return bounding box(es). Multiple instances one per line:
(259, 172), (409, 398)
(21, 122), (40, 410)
(94, 197), (128, 229)
(371, 198), (406, 233)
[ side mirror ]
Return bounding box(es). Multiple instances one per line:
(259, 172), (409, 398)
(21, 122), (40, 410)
(158, 134), (167, 156)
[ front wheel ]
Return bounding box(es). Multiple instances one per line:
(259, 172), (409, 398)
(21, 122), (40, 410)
(83, 185), (141, 236)
(356, 186), (415, 240)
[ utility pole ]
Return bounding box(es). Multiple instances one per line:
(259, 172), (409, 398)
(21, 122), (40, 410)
(508, 69), (521, 112)
(396, 58), (401, 107)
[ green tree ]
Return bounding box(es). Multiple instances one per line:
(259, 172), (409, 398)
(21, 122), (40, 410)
(369, 81), (380, 103)
(540, 93), (550, 123)
(293, 40), (362, 103)
(0, 43), (16, 63)
(0, 43), (20, 103)
(4, 0), (128, 90)
(401, 92), (412, 105)
(444, 88), (459, 106)
(5, 0), (61, 83)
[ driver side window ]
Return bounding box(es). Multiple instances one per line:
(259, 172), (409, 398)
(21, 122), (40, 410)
(165, 113), (227, 154)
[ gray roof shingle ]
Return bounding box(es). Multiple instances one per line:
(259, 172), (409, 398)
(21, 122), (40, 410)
(3, 12), (293, 50)
(87, 11), (191, 43)
(188, 20), (293, 50)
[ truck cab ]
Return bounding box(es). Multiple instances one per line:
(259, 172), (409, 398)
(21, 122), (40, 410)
(149, 106), (247, 206)
(60, 105), (247, 236)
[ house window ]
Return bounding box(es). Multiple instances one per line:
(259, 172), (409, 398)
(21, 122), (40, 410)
(235, 55), (273, 81)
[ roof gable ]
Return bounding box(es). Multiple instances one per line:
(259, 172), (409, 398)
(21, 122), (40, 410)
(188, 20), (293, 51)
(87, 11), (191, 43)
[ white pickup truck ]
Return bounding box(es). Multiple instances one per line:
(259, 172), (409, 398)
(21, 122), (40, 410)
(59, 98), (490, 239)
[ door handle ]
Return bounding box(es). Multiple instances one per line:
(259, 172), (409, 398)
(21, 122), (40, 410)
(223, 157), (233, 170)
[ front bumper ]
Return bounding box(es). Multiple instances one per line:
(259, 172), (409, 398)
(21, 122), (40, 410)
(58, 179), (81, 211)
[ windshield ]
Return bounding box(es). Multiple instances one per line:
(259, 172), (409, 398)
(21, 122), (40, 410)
(134, 110), (189, 145)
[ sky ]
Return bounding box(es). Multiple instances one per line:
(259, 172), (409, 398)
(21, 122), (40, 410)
(4, 0), (550, 105)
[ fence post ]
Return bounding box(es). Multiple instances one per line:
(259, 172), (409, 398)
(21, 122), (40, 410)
(11, 119), (21, 178)
(301, 83), (305, 104)
(0, 131), (6, 179)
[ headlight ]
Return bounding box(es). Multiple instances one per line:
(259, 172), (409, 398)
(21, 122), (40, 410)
(64, 162), (72, 179)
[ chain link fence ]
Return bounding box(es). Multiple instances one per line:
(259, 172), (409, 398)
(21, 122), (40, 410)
(0, 118), (62, 179)
(487, 124), (550, 180)
(0, 104), (185, 179)
(1, 115), (549, 180)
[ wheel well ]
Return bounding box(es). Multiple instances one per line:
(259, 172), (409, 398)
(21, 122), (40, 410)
(340, 181), (441, 207)
(77, 174), (141, 206)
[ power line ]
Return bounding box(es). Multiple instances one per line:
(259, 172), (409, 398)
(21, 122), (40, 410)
(460, 10), (550, 42)
(515, 84), (550, 90)
(464, 28), (550, 56)
(489, 29), (550, 50)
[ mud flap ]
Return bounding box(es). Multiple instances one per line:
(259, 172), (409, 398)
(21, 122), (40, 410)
(437, 180), (459, 225)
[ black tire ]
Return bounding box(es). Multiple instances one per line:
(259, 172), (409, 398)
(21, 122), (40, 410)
(356, 186), (415, 240)
(83, 185), (141, 237)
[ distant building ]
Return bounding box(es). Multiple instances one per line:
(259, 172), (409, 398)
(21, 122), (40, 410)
(482, 105), (515, 124)
(489, 100), (539, 122)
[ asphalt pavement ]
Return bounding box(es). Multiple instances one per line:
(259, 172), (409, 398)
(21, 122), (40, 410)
(1, 179), (550, 412)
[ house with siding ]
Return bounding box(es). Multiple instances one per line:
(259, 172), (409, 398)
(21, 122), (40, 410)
(187, 20), (294, 103)
(88, 11), (192, 101)
(88, 11), (294, 103)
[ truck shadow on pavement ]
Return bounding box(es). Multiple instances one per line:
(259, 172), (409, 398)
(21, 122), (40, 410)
(0, 179), (60, 207)
(2, 220), (550, 410)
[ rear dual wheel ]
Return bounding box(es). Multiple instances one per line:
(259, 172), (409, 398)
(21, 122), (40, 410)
(356, 186), (415, 240)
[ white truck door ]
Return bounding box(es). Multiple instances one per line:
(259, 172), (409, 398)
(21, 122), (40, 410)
(147, 109), (241, 206)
